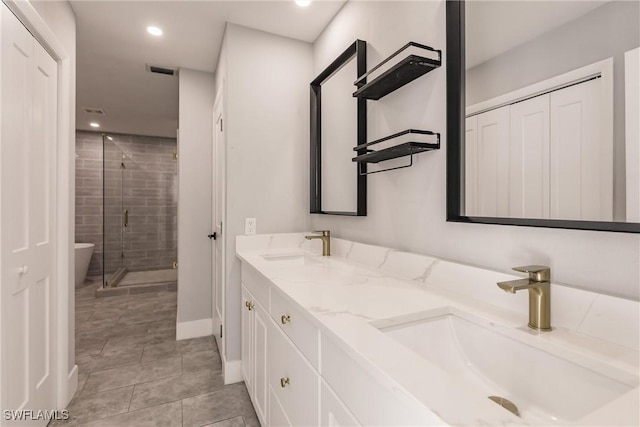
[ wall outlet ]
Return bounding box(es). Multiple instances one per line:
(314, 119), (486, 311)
(245, 218), (256, 235)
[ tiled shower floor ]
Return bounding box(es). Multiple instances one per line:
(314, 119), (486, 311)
(53, 280), (258, 426)
(119, 269), (178, 286)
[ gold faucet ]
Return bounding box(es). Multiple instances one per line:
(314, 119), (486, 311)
(497, 265), (551, 331)
(305, 230), (331, 256)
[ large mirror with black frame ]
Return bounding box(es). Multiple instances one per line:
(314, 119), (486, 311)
(310, 40), (367, 216)
(446, 0), (640, 232)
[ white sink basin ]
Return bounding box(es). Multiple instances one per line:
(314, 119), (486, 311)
(378, 312), (637, 425)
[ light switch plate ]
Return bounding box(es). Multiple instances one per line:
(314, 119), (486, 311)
(245, 218), (256, 235)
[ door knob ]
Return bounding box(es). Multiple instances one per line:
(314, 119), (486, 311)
(17, 265), (28, 275)
(208, 232), (217, 240)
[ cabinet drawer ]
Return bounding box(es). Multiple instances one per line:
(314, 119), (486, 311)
(270, 289), (320, 369)
(321, 333), (437, 426)
(268, 320), (320, 426)
(241, 262), (270, 308)
(321, 379), (361, 426)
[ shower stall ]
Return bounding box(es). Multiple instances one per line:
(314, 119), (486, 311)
(102, 133), (178, 288)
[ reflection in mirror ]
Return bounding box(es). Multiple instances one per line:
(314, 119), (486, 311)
(322, 57), (357, 212)
(464, 1), (639, 223)
(310, 40), (366, 216)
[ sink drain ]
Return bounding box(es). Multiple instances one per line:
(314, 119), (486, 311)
(488, 396), (520, 417)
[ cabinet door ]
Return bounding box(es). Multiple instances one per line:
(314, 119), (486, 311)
(321, 380), (361, 426)
(241, 285), (253, 388)
(269, 386), (291, 427)
(509, 94), (550, 219)
(253, 302), (269, 425)
(476, 106), (510, 217)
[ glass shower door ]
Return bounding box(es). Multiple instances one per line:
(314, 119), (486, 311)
(102, 134), (127, 286)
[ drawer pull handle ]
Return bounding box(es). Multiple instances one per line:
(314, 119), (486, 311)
(281, 315), (291, 324)
(247, 302), (255, 311)
(280, 377), (290, 388)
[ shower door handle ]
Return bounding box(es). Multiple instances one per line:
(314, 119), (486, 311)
(124, 209), (129, 228)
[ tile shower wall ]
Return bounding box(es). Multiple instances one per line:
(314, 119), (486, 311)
(75, 131), (178, 277)
(76, 131), (105, 277)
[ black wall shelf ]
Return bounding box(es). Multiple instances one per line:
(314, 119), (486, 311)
(353, 42), (441, 100)
(352, 129), (440, 174)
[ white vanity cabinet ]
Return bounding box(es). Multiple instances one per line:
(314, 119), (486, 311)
(241, 284), (269, 425)
(240, 262), (363, 427)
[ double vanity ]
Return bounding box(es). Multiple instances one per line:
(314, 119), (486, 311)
(236, 233), (639, 426)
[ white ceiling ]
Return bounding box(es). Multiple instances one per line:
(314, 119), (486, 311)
(71, 0), (346, 138)
(465, 1), (610, 69)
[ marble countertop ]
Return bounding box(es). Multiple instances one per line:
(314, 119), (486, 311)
(236, 233), (639, 426)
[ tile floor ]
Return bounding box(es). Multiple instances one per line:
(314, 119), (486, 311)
(53, 280), (258, 427)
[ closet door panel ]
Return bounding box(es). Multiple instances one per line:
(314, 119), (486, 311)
(476, 106), (510, 217)
(550, 78), (611, 221)
(509, 94), (550, 219)
(1, 4), (34, 412)
(465, 115), (478, 216)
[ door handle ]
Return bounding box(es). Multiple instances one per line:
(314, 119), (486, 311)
(208, 232), (217, 240)
(124, 209), (129, 228)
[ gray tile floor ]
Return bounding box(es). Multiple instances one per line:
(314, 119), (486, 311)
(53, 280), (258, 427)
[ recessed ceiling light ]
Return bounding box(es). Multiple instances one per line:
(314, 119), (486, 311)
(89, 122), (100, 128)
(147, 26), (163, 36)
(295, 0), (311, 7)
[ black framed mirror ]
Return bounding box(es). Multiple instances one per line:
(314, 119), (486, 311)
(310, 39), (367, 216)
(446, 0), (640, 233)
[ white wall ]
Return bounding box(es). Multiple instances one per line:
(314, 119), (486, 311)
(30, 0), (77, 395)
(311, 1), (640, 300)
(177, 68), (215, 335)
(221, 23), (312, 361)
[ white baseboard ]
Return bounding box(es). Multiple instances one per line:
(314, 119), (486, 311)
(223, 359), (243, 385)
(66, 365), (78, 405)
(176, 318), (213, 340)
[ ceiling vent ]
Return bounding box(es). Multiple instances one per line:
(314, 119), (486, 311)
(82, 107), (106, 115)
(146, 64), (177, 76)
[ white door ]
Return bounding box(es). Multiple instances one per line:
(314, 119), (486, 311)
(464, 115), (478, 216)
(550, 78), (611, 221)
(509, 94), (550, 219)
(476, 106), (510, 217)
(1, 3), (57, 422)
(212, 91), (225, 356)
(625, 47), (640, 222)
